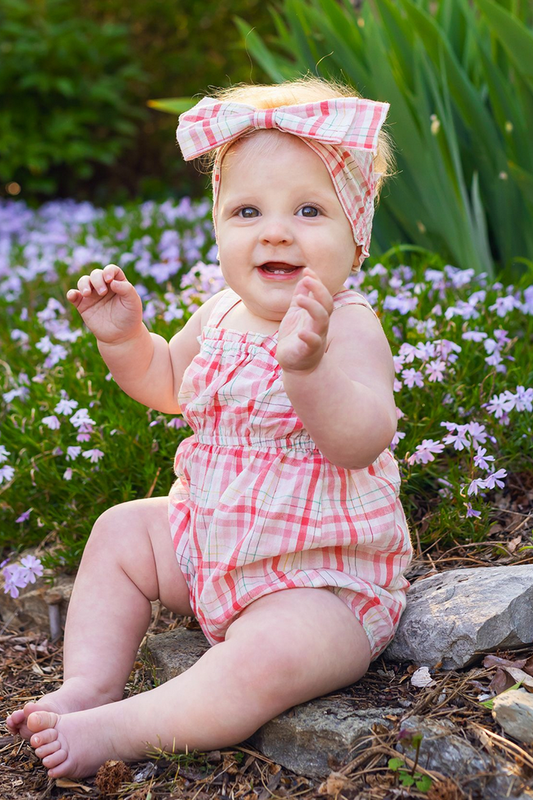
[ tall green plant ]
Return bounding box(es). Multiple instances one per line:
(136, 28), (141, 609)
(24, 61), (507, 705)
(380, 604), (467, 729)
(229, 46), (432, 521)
(222, 0), (533, 277)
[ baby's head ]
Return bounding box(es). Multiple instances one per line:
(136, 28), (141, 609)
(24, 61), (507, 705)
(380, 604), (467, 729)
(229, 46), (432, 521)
(177, 76), (395, 272)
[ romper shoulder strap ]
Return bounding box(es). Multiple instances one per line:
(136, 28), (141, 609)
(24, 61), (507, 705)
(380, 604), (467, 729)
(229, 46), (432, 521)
(333, 288), (380, 322)
(204, 288), (242, 328)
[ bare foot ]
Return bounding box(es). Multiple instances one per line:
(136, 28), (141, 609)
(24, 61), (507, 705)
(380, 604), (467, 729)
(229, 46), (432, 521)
(6, 678), (120, 740)
(27, 708), (131, 779)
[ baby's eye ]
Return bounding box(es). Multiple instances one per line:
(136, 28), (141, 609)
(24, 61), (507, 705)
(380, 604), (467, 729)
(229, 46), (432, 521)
(237, 207), (259, 218)
(297, 205), (320, 218)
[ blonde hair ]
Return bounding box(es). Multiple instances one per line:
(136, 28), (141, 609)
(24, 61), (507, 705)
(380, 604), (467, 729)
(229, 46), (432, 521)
(201, 75), (396, 202)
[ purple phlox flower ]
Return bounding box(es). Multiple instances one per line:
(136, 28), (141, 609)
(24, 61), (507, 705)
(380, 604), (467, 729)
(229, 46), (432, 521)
(484, 468), (507, 490)
(0, 465), (15, 484)
(407, 438), (445, 465)
(149, 420), (160, 427)
(401, 368), (424, 389)
(3, 386), (30, 403)
(11, 329), (30, 347)
(515, 386), (533, 412)
(467, 477), (487, 496)
(443, 424), (470, 451)
(369, 263), (387, 276)
(467, 422), (488, 446)
(42, 415), (61, 430)
(2, 564), (27, 598)
(522, 285), (533, 314)
(425, 359), (446, 382)
(464, 503), (482, 519)
(82, 448), (104, 463)
(70, 408), (95, 428)
(393, 355), (405, 373)
(489, 295), (520, 317)
(35, 335), (53, 354)
(483, 338), (499, 355)
(168, 418), (188, 429)
(383, 294), (418, 315)
(66, 446), (82, 461)
(485, 392), (516, 418)
(390, 430), (406, 451)
(395, 407), (405, 420)
(43, 344), (68, 369)
(55, 397), (79, 415)
(485, 350), (503, 368)
(474, 447), (495, 470)
(392, 325), (403, 340)
(445, 265), (476, 288)
(15, 509), (32, 523)
(494, 329), (511, 347)
(414, 342), (436, 361)
(0, 445), (10, 463)
(20, 555), (43, 583)
(434, 339), (462, 361)
(445, 301), (479, 321)
(63, 467), (73, 481)
(467, 290), (487, 307)
(462, 330), (487, 342)
(394, 379), (402, 393)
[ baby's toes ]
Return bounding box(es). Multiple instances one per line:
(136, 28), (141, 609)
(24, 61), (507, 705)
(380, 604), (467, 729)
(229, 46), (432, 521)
(27, 710), (59, 734)
(30, 726), (58, 750)
(5, 709), (25, 733)
(34, 739), (61, 760)
(42, 747), (68, 771)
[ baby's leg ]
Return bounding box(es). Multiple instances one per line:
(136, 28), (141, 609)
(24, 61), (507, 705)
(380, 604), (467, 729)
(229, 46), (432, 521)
(25, 587), (371, 779)
(6, 496), (192, 739)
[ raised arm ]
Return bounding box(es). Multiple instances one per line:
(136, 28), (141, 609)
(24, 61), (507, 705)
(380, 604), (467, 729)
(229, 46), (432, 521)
(67, 264), (222, 414)
(277, 270), (397, 470)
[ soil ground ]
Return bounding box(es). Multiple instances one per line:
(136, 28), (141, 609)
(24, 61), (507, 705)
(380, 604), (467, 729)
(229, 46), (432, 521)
(1, 491), (533, 800)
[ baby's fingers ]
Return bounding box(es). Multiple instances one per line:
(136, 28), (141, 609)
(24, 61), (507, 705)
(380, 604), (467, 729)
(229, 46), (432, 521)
(294, 292), (330, 328)
(66, 288), (83, 308)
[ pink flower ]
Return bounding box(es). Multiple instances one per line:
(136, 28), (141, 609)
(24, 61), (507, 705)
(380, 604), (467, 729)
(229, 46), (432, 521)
(20, 555), (43, 584)
(15, 509), (32, 523)
(473, 447), (495, 471)
(82, 448), (104, 463)
(485, 392), (515, 418)
(443, 425), (470, 451)
(42, 415), (61, 430)
(63, 467), (73, 481)
(168, 418), (187, 429)
(467, 478), (486, 496)
(425, 359), (446, 382)
(483, 469), (507, 490)
(401, 368), (424, 389)
(467, 422), (488, 446)
(464, 503), (482, 519)
(407, 439), (445, 465)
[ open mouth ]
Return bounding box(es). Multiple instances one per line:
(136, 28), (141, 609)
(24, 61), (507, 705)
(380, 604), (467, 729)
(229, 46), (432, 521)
(258, 263), (303, 277)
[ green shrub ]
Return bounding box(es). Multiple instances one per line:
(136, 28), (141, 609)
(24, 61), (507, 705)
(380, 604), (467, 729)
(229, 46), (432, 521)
(0, 0), (147, 197)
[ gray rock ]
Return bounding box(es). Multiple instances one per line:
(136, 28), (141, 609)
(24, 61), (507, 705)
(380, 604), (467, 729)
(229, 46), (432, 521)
(384, 565), (533, 669)
(492, 690), (533, 744)
(145, 628), (402, 778)
(399, 715), (533, 800)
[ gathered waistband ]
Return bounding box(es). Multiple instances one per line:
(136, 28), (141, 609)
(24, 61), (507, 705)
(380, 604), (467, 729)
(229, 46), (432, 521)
(184, 432), (319, 453)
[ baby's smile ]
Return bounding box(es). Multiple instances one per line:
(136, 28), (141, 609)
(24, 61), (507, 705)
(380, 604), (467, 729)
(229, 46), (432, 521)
(257, 262), (304, 279)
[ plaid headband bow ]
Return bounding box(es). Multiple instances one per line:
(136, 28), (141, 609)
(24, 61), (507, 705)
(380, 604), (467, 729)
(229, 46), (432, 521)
(176, 96), (390, 270)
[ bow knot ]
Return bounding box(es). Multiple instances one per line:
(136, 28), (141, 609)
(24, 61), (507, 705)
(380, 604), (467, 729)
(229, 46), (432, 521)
(176, 97), (389, 161)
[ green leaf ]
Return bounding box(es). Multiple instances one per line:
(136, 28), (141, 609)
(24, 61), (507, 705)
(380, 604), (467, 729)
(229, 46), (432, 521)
(147, 97), (197, 115)
(388, 757), (405, 771)
(234, 17), (292, 82)
(473, 0), (533, 85)
(399, 772), (415, 787)
(416, 773), (433, 791)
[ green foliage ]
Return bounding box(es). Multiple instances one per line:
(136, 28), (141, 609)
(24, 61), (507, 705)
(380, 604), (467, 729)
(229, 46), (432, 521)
(0, 0), (147, 198)
(389, 732), (433, 791)
(231, 0), (533, 277)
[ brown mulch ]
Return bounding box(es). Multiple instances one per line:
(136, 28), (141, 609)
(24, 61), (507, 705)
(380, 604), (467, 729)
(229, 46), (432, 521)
(1, 497), (533, 800)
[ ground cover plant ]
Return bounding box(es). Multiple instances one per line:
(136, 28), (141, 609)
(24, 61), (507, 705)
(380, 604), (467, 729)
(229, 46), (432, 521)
(1, 197), (532, 585)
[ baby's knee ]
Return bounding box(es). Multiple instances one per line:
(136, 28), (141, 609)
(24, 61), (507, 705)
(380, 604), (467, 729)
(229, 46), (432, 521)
(85, 501), (142, 554)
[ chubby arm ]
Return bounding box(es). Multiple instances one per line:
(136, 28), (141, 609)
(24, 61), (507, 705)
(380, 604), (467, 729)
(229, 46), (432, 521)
(278, 270), (397, 469)
(67, 264), (224, 414)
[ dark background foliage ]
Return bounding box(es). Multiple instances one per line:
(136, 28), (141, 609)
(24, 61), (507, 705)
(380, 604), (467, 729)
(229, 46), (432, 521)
(0, 0), (275, 205)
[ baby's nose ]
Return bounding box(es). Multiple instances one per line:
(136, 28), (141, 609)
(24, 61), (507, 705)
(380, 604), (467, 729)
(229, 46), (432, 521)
(259, 218), (294, 245)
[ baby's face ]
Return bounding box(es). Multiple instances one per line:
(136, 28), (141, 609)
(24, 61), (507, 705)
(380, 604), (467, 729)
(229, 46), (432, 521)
(215, 131), (358, 323)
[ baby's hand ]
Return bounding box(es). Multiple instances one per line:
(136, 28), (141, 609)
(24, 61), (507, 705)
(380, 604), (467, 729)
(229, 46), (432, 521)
(66, 264), (143, 345)
(276, 268), (334, 373)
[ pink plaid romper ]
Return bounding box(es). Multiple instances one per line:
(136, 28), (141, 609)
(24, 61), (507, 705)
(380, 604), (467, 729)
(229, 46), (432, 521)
(169, 288), (412, 659)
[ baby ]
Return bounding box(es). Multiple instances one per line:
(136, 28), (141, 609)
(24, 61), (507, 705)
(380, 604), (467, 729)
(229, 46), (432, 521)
(7, 76), (412, 778)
